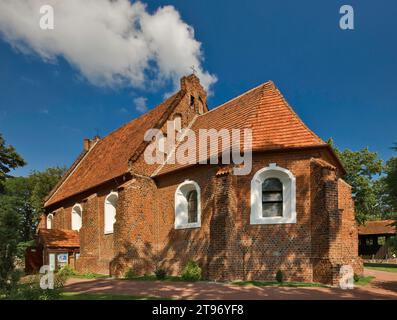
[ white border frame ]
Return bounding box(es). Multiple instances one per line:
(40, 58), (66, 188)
(104, 191), (118, 234)
(71, 203), (83, 231)
(250, 163), (296, 225)
(174, 180), (201, 229)
(47, 213), (54, 229)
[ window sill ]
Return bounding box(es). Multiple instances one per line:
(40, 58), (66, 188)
(250, 215), (296, 225)
(104, 231), (114, 235)
(175, 223), (201, 230)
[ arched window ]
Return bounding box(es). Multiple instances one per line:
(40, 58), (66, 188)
(187, 190), (198, 223)
(47, 213), (54, 229)
(250, 163), (296, 225)
(175, 180), (201, 229)
(104, 192), (118, 234)
(262, 178), (283, 217)
(71, 204), (82, 231)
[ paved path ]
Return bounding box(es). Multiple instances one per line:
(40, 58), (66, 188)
(64, 269), (397, 300)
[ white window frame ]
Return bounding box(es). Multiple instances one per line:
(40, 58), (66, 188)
(174, 180), (201, 229)
(47, 213), (54, 229)
(250, 163), (296, 225)
(71, 204), (83, 231)
(104, 191), (118, 234)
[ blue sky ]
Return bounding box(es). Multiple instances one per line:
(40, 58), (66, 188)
(0, 0), (396, 176)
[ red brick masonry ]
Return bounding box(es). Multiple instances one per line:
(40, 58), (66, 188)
(42, 75), (362, 284)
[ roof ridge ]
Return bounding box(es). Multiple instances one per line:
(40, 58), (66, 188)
(270, 83), (326, 145)
(45, 90), (184, 208)
(44, 139), (100, 206)
(151, 113), (199, 177)
(245, 82), (272, 129)
(102, 91), (181, 143)
(201, 80), (273, 117)
(128, 90), (186, 164)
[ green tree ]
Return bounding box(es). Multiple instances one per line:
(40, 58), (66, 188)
(0, 198), (22, 293)
(0, 134), (26, 184)
(0, 177), (34, 242)
(0, 167), (66, 243)
(384, 144), (397, 215)
(328, 138), (384, 222)
(0, 133), (25, 293)
(29, 167), (66, 219)
(0, 164), (65, 293)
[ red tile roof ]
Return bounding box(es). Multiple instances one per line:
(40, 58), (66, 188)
(45, 92), (184, 207)
(155, 81), (327, 176)
(38, 228), (80, 248)
(358, 220), (396, 236)
(45, 79), (340, 206)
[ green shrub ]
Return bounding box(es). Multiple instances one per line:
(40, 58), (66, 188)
(353, 273), (360, 282)
(276, 270), (283, 283)
(124, 268), (136, 280)
(154, 268), (167, 280)
(5, 273), (65, 300)
(80, 272), (100, 279)
(181, 260), (202, 282)
(57, 265), (76, 278)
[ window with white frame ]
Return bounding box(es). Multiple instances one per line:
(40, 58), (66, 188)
(71, 204), (82, 231)
(250, 163), (296, 224)
(104, 192), (118, 234)
(47, 213), (54, 229)
(175, 180), (201, 229)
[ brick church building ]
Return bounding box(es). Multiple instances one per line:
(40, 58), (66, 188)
(40, 74), (362, 285)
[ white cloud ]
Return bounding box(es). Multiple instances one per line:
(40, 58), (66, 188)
(133, 96), (148, 113)
(0, 0), (216, 91)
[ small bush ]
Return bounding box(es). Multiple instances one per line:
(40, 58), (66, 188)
(124, 268), (136, 280)
(57, 265), (76, 278)
(154, 268), (167, 280)
(353, 273), (360, 282)
(276, 270), (283, 283)
(80, 272), (100, 279)
(5, 273), (65, 300)
(181, 260), (202, 282)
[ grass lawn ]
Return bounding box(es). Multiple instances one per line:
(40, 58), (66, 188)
(232, 280), (328, 288)
(365, 266), (397, 273)
(354, 276), (375, 286)
(60, 292), (166, 300)
(71, 272), (109, 279)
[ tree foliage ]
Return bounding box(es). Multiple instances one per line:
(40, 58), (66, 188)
(0, 167), (66, 243)
(328, 138), (384, 222)
(384, 145), (397, 216)
(0, 133), (25, 293)
(29, 167), (66, 219)
(0, 134), (26, 183)
(0, 196), (22, 292)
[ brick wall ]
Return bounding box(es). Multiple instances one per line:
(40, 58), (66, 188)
(310, 159), (363, 285)
(43, 147), (362, 284)
(232, 152), (315, 282)
(41, 75), (361, 283)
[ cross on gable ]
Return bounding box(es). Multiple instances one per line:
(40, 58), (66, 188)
(190, 65), (197, 75)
